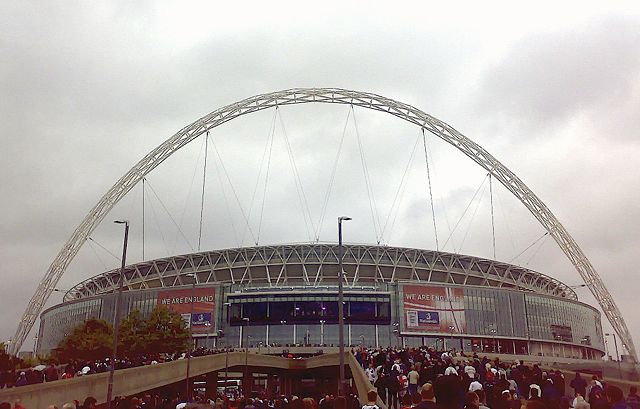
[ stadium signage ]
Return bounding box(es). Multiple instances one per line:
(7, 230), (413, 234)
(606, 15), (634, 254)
(160, 295), (215, 305)
(402, 284), (466, 333)
(157, 287), (216, 332)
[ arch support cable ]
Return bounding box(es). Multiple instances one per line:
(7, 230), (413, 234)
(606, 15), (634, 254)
(422, 130), (439, 251)
(11, 88), (635, 361)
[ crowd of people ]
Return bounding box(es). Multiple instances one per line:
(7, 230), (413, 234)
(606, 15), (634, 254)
(0, 347), (238, 389)
(354, 346), (640, 409)
(1, 346), (639, 409)
(2, 391), (366, 409)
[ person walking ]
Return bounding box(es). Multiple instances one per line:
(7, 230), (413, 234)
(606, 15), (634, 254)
(570, 373), (587, 399)
(628, 386), (640, 409)
(573, 395), (590, 409)
(408, 366), (420, 397)
(361, 390), (381, 409)
(412, 384), (440, 409)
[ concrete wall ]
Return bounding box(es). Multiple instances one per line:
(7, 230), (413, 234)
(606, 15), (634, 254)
(0, 352), (379, 409)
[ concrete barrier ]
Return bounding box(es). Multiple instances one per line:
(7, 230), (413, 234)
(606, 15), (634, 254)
(0, 352), (383, 408)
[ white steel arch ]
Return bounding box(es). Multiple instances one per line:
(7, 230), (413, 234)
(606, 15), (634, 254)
(10, 88), (636, 360)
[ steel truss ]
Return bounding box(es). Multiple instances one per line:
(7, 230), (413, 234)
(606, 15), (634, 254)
(10, 88), (636, 360)
(63, 244), (578, 301)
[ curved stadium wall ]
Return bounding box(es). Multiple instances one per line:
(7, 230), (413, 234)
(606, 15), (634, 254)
(37, 244), (605, 361)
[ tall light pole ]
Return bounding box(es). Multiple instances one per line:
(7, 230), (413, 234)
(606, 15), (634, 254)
(606, 332), (623, 379)
(224, 341), (229, 397)
(448, 326), (456, 352)
(185, 272), (197, 402)
(107, 220), (129, 409)
(392, 322), (400, 348)
(243, 317), (250, 396)
(338, 216), (351, 397)
(204, 322), (212, 349)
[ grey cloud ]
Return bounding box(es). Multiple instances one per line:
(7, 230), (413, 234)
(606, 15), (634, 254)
(473, 15), (640, 140)
(2, 4), (640, 354)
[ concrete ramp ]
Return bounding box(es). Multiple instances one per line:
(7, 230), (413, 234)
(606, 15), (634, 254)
(0, 352), (384, 409)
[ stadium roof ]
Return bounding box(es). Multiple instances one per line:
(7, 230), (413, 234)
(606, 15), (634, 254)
(65, 243), (578, 301)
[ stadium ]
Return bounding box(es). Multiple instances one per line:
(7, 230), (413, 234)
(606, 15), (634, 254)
(37, 243), (605, 361)
(14, 88), (631, 365)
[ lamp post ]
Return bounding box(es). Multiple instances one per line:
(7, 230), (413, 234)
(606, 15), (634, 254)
(222, 339), (229, 397)
(107, 220), (129, 409)
(222, 301), (231, 346)
(605, 332), (623, 379)
(392, 322), (400, 348)
(204, 322), (213, 349)
(489, 328), (497, 353)
(338, 216), (351, 397)
(448, 325), (456, 352)
(280, 320), (287, 348)
(184, 272), (197, 401)
(243, 317), (250, 396)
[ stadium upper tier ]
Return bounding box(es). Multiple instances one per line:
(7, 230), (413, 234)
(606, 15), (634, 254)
(64, 243), (577, 302)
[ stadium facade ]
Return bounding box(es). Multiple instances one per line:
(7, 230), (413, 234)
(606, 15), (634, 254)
(37, 243), (605, 361)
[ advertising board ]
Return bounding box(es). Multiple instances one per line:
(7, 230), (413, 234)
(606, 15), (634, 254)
(402, 285), (466, 333)
(157, 287), (215, 333)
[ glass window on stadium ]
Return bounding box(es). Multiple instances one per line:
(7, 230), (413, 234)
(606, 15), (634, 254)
(228, 295), (391, 326)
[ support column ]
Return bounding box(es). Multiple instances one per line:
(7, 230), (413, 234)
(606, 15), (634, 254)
(206, 372), (218, 399)
(282, 375), (292, 396)
(267, 374), (276, 398)
(244, 370), (254, 395)
(375, 325), (379, 348)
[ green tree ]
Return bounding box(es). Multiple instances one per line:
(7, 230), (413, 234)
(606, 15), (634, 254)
(118, 309), (148, 358)
(144, 305), (189, 355)
(52, 306), (190, 362)
(54, 318), (113, 362)
(0, 344), (12, 371)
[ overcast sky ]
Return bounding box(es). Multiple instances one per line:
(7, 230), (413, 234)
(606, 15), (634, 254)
(1, 1), (639, 356)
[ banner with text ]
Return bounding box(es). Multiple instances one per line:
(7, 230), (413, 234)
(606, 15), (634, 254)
(402, 285), (466, 333)
(157, 287), (216, 333)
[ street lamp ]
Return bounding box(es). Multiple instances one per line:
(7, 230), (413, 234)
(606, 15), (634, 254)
(338, 216), (351, 397)
(489, 328), (497, 353)
(243, 317), (250, 396)
(204, 322), (213, 349)
(448, 325), (456, 352)
(184, 272), (197, 401)
(280, 320), (287, 347)
(392, 322), (401, 348)
(605, 333), (623, 379)
(107, 220), (129, 409)
(222, 302), (231, 346)
(220, 335), (229, 397)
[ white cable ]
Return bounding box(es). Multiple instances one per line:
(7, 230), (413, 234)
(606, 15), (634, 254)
(351, 106), (382, 243)
(277, 109), (315, 242)
(315, 107), (351, 242)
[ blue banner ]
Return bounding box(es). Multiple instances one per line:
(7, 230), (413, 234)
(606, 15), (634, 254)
(417, 311), (439, 325)
(191, 312), (212, 326)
